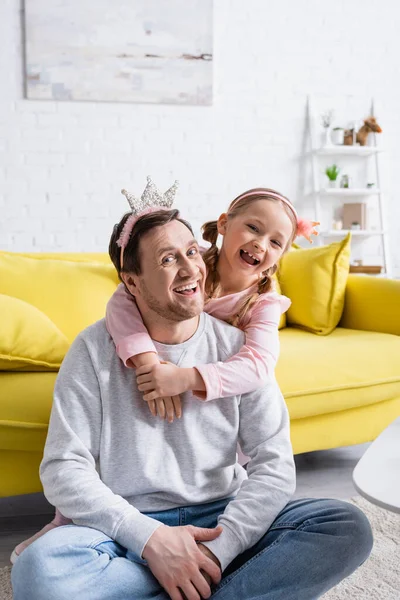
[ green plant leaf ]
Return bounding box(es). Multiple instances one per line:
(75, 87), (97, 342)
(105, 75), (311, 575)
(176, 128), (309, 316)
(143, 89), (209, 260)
(325, 164), (340, 180)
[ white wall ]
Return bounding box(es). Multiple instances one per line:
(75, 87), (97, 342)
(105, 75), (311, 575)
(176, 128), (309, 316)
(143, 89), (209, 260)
(1, 0), (400, 276)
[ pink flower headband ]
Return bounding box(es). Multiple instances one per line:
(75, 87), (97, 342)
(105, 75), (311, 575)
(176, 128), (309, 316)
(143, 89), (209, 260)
(117, 176), (179, 269)
(230, 188), (319, 243)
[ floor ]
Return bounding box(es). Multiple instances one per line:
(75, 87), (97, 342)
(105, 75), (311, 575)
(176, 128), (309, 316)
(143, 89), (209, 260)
(0, 443), (369, 568)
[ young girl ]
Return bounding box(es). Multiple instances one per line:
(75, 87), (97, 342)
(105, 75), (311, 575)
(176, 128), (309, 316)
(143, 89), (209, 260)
(11, 187), (318, 562)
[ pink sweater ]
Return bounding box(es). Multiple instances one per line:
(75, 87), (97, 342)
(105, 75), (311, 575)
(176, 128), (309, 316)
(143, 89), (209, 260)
(106, 284), (291, 401)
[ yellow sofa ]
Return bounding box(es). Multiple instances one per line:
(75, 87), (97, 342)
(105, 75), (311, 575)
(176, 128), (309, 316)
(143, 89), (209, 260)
(1, 249), (400, 497)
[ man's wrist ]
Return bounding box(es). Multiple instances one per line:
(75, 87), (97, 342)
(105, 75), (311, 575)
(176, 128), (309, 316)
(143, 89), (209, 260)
(142, 524), (167, 560)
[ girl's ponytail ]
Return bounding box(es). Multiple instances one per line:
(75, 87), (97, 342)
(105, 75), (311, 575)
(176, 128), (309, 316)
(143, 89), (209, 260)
(201, 220), (222, 299)
(229, 264), (277, 328)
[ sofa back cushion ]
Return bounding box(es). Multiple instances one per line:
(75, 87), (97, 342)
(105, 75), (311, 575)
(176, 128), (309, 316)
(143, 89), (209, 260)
(0, 252), (119, 343)
(277, 233), (351, 335)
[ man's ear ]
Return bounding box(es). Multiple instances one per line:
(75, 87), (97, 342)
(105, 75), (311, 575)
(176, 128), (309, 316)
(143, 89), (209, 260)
(120, 272), (140, 297)
(217, 213), (228, 236)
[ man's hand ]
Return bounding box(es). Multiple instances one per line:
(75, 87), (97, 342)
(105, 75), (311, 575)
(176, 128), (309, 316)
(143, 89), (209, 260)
(197, 543), (221, 586)
(142, 524), (222, 600)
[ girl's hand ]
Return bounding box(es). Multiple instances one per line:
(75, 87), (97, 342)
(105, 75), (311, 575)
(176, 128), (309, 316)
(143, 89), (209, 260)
(147, 395), (182, 423)
(131, 355), (183, 422)
(136, 362), (191, 399)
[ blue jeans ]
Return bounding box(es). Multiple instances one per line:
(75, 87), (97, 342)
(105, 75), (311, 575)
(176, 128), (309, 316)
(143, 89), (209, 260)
(12, 497), (373, 600)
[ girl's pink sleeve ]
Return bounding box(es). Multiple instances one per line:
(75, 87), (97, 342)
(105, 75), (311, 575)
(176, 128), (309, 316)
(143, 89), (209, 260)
(195, 293), (291, 401)
(105, 283), (157, 366)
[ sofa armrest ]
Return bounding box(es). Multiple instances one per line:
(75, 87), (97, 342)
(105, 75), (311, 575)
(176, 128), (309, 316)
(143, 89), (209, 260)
(339, 274), (400, 335)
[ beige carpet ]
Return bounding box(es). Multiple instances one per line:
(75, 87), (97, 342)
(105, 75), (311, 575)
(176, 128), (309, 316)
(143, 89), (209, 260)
(1, 496), (399, 599)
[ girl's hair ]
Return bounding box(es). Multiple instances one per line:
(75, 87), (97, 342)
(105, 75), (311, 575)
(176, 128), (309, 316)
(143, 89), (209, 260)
(109, 209), (193, 280)
(202, 189), (297, 327)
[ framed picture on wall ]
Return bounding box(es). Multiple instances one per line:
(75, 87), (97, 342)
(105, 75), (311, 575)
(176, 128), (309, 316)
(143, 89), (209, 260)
(24, 0), (213, 105)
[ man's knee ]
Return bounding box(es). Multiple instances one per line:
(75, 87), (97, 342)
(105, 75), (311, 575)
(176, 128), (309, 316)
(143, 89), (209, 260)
(339, 501), (373, 561)
(295, 498), (373, 566)
(12, 535), (64, 600)
(321, 498), (373, 571)
(11, 526), (99, 600)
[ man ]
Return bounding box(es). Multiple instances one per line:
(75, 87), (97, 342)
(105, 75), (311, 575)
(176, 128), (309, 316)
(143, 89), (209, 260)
(12, 208), (373, 600)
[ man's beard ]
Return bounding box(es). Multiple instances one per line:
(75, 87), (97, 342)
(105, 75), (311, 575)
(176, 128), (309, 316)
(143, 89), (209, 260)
(139, 280), (203, 322)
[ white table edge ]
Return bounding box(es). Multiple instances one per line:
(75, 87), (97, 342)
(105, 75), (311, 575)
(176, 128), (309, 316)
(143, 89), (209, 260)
(352, 476), (400, 514)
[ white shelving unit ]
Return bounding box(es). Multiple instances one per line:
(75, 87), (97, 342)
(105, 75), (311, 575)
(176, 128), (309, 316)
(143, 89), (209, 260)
(315, 146), (382, 157)
(319, 189), (381, 197)
(321, 230), (386, 237)
(307, 96), (392, 277)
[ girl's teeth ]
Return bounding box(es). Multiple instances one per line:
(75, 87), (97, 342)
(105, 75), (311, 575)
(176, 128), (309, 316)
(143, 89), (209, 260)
(241, 250), (260, 264)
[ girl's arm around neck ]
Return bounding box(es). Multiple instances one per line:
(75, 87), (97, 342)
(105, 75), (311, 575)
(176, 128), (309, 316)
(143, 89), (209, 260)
(106, 283), (157, 367)
(194, 292), (290, 401)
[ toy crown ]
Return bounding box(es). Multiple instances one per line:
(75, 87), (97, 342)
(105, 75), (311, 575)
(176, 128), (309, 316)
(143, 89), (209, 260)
(117, 176), (179, 269)
(121, 175), (179, 217)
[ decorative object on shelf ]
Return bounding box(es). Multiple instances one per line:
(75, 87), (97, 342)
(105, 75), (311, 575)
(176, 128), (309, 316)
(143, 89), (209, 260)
(325, 164), (340, 187)
(332, 220), (343, 230)
(349, 264), (383, 274)
(340, 174), (351, 188)
(331, 127), (344, 145)
(343, 203), (366, 230)
(366, 182), (375, 188)
(344, 116), (382, 146)
(321, 109), (334, 146)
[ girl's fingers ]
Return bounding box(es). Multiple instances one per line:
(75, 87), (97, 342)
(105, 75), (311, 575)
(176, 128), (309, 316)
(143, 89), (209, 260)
(172, 396), (182, 419)
(138, 382), (157, 392)
(155, 398), (166, 419)
(136, 374), (153, 385)
(163, 397), (175, 423)
(146, 399), (157, 417)
(143, 391), (160, 402)
(135, 365), (153, 377)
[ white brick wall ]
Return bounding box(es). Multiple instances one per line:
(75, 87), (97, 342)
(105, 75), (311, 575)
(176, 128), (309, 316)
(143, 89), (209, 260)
(1, 0), (400, 276)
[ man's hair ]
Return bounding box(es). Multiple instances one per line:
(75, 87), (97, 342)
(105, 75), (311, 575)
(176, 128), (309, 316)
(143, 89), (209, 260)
(109, 209), (194, 280)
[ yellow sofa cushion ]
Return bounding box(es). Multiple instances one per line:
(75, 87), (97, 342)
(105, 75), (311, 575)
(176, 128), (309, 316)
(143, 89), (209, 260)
(0, 371), (56, 452)
(278, 234), (351, 335)
(340, 274), (400, 336)
(0, 295), (69, 371)
(277, 326), (400, 420)
(0, 252), (119, 343)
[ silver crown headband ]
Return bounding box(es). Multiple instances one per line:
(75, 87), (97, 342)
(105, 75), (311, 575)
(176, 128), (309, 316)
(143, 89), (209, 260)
(117, 176), (179, 269)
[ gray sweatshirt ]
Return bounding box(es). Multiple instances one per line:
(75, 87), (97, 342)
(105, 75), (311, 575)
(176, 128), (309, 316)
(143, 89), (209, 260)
(40, 313), (296, 571)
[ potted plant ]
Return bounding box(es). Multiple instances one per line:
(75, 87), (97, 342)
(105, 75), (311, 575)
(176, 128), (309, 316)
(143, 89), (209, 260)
(325, 164), (340, 188)
(331, 127), (344, 145)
